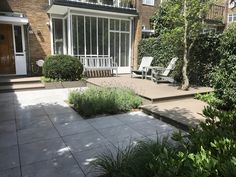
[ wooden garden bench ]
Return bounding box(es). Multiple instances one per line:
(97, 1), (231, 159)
(80, 56), (118, 77)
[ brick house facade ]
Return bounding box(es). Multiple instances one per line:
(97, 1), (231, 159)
(0, 0), (231, 76)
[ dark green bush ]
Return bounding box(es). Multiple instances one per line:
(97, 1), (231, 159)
(93, 107), (236, 177)
(209, 24), (236, 111)
(138, 37), (176, 67)
(211, 55), (236, 111)
(218, 23), (236, 58)
(68, 87), (142, 117)
(138, 34), (220, 86)
(42, 55), (83, 81)
(188, 34), (221, 86)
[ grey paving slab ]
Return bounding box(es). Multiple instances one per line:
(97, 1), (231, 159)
(16, 115), (52, 130)
(0, 146), (19, 171)
(55, 120), (94, 137)
(73, 146), (116, 176)
(0, 120), (16, 134)
(15, 106), (47, 119)
(115, 111), (154, 124)
(0, 88), (181, 177)
(127, 121), (172, 137)
(0, 167), (21, 177)
(21, 155), (85, 177)
(43, 104), (75, 115)
(87, 116), (124, 129)
(0, 105), (15, 114)
(63, 129), (111, 153)
(0, 110), (15, 122)
(0, 132), (17, 148)
(49, 111), (83, 124)
(146, 119), (178, 132)
(20, 137), (70, 165)
(18, 126), (59, 144)
(98, 125), (144, 145)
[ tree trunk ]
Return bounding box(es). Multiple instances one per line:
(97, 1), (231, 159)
(181, 0), (190, 90)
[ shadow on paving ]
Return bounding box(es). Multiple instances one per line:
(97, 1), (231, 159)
(0, 90), (182, 177)
(142, 104), (204, 132)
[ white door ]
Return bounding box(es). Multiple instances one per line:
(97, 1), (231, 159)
(13, 25), (27, 75)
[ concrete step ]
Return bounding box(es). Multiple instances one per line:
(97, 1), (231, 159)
(0, 76), (41, 85)
(0, 83), (45, 93)
(141, 98), (208, 131)
(0, 76), (45, 92)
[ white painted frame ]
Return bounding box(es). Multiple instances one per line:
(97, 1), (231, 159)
(50, 10), (133, 73)
(12, 24), (27, 75)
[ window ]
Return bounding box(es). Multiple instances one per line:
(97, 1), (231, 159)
(52, 18), (63, 54)
(14, 26), (23, 53)
(142, 0), (154, 6)
(228, 14), (236, 22)
(71, 16), (130, 68)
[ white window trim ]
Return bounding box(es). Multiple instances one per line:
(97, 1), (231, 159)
(228, 13), (236, 23)
(142, 0), (155, 6)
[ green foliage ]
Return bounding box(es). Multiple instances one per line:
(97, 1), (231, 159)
(42, 55), (83, 81)
(146, 0), (217, 86)
(218, 23), (236, 58)
(188, 33), (221, 86)
(138, 37), (175, 67)
(94, 107), (236, 177)
(195, 92), (222, 107)
(138, 33), (220, 86)
(68, 87), (142, 117)
(210, 24), (236, 110)
(93, 144), (137, 177)
(213, 55), (236, 110)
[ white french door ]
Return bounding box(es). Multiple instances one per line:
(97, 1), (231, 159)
(13, 25), (27, 75)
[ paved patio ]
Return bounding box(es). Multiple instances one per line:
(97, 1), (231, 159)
(87, 75), (214, 102)
(0, 88), (178, 177)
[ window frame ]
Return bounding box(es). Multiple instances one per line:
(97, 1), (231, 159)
(228, 13), (236, 23)
(142, 0), (155, 6)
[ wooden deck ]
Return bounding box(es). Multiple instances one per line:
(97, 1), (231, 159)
(87, 75), (213, 130)
(87, 75), (214, 103)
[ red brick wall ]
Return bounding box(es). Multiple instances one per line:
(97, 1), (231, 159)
(140, 0), (160, 30)
(131, 0), (160, 69)
(0, 0), (51, 62)
(0, 0), (157, 72)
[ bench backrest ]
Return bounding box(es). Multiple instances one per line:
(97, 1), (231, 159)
(80, 56), (117, 68)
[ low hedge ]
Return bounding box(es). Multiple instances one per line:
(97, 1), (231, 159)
(42, 55), (83, 81)
(68, 87), (142, 117)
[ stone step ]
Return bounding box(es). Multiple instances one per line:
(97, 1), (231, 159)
(0, 83), (45, 93)
(140, 98), (208, 131)
(0, 76), (41, 85)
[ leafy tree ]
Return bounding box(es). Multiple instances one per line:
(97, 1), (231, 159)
(151, 0), (212, 90)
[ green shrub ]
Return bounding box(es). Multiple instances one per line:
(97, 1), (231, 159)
(218, 23), (236, 58)
(68, 87), (142, 117)
(138, 33), (220, 86)
(138, 37), (175, 67)
(210, 55), (236, 111)
(195, 92), (222, 107)
(188, 34), (221, 86)
(93, 107), (236, 177)
(42, 55), (83, 81)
